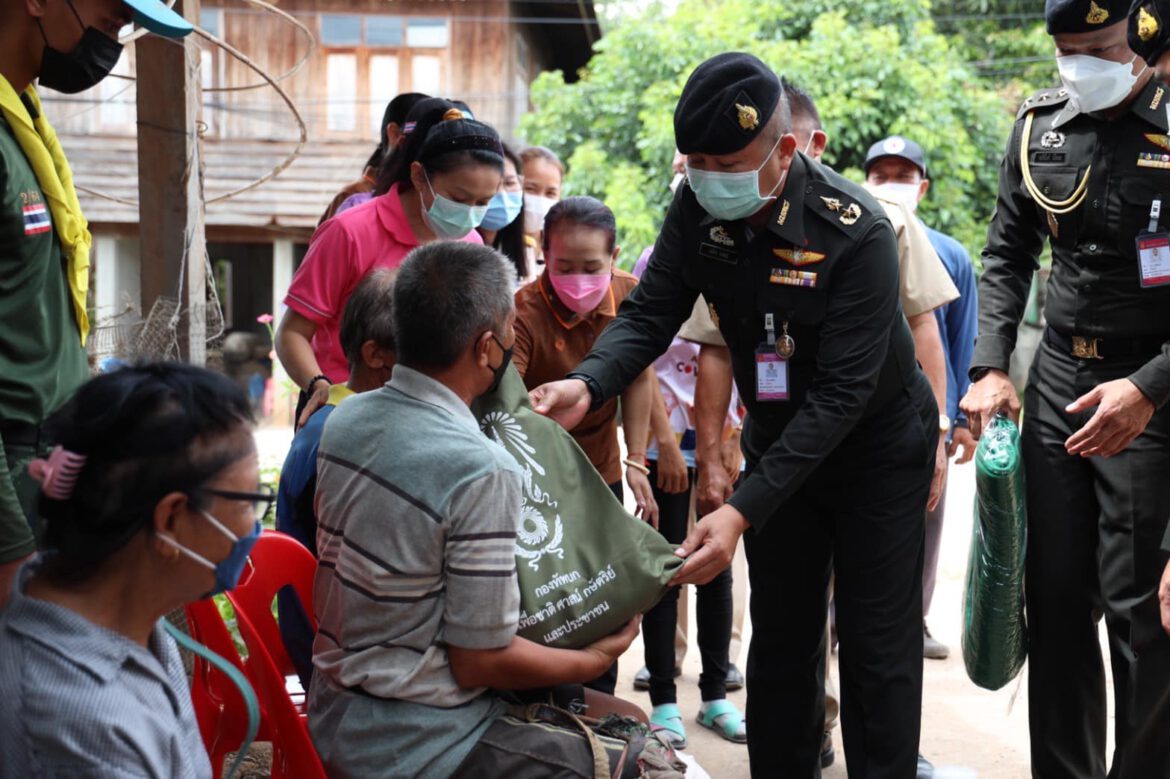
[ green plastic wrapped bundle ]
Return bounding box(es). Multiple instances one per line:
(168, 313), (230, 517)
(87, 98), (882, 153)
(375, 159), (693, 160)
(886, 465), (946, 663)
(962, 415), (1028, 691)
(473, 365), (683, 649)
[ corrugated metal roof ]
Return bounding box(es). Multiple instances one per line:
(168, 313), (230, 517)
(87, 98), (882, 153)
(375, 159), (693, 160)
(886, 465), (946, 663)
(65, 133), (372, 231)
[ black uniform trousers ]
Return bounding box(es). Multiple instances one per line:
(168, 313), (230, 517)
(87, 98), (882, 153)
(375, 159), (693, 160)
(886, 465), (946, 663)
(1024, 340), (1170, 779)
(741, 378), (936, 778)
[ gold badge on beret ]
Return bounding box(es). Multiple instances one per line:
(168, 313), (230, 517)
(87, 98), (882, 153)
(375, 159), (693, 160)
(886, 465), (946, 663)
(1139, 6), (1160, 41)
(736, 103), (760, 131)
(1086, 0), (1110, 24)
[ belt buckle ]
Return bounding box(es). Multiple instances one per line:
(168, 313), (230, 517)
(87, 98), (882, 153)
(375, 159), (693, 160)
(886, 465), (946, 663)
(1071, 336), (1102, 360)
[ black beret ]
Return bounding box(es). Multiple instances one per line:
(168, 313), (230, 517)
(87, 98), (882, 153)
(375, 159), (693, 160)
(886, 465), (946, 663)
(1045, 0), (1129, 33)
(674, 52), (781, 155)
(1129, 1), (1170, 64)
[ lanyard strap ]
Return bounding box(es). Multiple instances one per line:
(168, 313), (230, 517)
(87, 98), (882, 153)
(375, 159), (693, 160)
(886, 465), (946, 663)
(164, 620), (261, 779)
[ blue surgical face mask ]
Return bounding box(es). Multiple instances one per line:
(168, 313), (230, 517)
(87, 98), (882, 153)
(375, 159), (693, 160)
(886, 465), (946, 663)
(684, 133), (788, 221)
(162, 510), (262, 598)
(422, 172), (489, 239)
(479, 190), (523, 231)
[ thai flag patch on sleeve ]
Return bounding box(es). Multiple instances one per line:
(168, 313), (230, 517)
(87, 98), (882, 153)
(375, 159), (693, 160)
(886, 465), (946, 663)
(23, 203), (51, 236)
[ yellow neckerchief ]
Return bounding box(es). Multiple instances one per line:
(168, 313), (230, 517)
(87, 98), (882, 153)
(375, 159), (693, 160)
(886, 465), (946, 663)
(0, 77), (90, 344)
(327, 384), (355, 406)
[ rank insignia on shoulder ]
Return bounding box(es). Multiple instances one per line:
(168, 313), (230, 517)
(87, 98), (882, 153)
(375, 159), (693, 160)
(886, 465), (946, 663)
(820, 196), (842, 212)
(773, 246), (826, 266)
(1139, 6), (1159, 41)
(1040, 130), (1066, 149)
(770, 268), (818, 288)
(1086, 0), (1109, 24)
(709, 225), (735, 246)
(1145, 133), (1170, 152)
(839, 203), (862, 226)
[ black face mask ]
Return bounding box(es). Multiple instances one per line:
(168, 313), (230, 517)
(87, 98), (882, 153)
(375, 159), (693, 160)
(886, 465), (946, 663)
(37, 0), (123, 94)
(485, 334), (514, 396)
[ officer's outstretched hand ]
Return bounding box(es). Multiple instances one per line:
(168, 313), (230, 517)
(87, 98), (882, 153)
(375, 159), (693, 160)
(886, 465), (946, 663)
(1160, 560), (1170, 638)
(670, 504), (750, 587)
(960, 369), (1020, 439)
(1064, 378), (1155, 458)
(530, 379), (591, 431)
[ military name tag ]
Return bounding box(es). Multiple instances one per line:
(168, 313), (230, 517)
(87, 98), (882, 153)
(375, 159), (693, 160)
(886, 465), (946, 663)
(755, 347), (789, 401)
(1032, 151), (1067, 165)
(698, 242), (738, 264)
(1137, 232), (1170, 287)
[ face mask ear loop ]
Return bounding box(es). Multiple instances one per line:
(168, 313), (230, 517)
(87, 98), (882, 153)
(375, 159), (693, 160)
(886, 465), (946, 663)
(65, 0), (87, 34)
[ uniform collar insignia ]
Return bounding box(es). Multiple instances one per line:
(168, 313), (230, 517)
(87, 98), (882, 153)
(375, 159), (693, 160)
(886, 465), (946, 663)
(772, 246), (826, 265)
(769, 154), (808, 244)
(1152, 86), (1166, 111)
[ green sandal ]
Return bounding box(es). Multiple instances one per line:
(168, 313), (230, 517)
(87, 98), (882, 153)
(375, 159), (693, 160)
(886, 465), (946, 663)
(696, 699), (747, 744)
(650, 703), (688, 749)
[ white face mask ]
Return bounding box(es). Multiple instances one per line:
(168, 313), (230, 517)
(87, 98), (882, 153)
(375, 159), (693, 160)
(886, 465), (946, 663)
(524, 194), (558, 233)
(867, 182), (921, 211)
(1057, 53), (1146, 114)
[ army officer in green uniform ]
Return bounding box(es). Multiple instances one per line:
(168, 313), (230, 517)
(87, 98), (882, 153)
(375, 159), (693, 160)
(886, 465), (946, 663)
(962, 1), (1170, 776)
(531, 52), (937, 778)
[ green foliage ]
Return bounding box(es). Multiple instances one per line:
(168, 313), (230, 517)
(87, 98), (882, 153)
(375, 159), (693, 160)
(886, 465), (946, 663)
(522, 0), (1050, 263)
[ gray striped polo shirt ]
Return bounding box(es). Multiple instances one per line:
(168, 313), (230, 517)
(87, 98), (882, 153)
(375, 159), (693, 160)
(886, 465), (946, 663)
(311, 365), (522, 704)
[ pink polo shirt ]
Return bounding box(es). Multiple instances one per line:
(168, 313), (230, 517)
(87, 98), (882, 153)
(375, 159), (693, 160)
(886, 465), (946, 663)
(284, 184), (483, 382)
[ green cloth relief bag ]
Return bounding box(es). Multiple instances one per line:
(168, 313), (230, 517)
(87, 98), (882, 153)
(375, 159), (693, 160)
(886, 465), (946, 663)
(473, 365), (683, 649)
(962, 414), (1028, 691)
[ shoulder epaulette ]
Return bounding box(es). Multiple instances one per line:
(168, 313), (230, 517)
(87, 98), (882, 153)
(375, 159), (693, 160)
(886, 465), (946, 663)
(806, 180), (871, 234)
(1017, 87), (1071, 119)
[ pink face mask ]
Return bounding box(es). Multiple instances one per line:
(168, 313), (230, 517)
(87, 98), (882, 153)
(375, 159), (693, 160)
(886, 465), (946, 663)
(549, 272), (611, 315)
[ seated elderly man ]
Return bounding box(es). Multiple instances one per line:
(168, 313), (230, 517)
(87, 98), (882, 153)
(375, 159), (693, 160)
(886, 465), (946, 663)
(307, 241), (642, 779)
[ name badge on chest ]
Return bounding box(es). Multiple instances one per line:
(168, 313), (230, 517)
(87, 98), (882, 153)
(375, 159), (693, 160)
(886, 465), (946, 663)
(1136, 198), (1170, 287)
(756, 314), (792, 401)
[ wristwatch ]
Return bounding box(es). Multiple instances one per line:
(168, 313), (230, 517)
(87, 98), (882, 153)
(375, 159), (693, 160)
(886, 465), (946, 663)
(939, 414), (952, 434)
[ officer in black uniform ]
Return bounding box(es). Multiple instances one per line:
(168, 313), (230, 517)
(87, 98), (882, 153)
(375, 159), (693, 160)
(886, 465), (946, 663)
(530, 52), (937, 778)
(962, 2), (1170, 777)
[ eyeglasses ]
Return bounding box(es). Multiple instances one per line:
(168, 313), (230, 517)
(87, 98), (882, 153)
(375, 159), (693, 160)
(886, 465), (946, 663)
(198, 487), (276, 523)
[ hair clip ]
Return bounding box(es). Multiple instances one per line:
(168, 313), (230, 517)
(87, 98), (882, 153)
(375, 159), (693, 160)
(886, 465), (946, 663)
(28, 446), (87, 501)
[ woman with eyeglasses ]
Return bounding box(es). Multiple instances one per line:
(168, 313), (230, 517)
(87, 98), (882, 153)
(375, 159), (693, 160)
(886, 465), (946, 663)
(0, 361), (268, 779)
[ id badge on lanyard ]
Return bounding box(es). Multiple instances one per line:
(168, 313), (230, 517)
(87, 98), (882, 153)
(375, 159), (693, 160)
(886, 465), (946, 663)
(756, 313), (792, 401)
(1136, 197), (1170, 288)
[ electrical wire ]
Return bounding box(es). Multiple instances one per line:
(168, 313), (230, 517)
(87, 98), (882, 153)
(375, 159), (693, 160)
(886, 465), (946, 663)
(74, 21), (309, 208)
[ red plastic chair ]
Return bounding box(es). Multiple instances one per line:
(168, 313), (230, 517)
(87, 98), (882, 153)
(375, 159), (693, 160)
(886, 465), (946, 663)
(231, 605), (327, 779)
(184, 598), (270, 778)
(226, 530), (318, 703)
